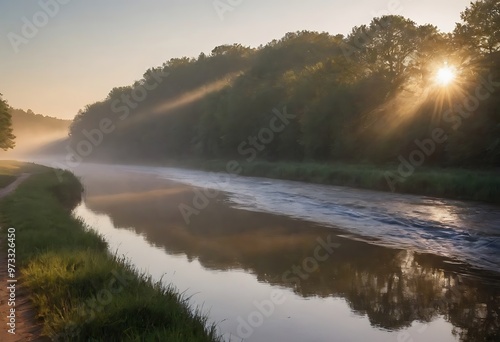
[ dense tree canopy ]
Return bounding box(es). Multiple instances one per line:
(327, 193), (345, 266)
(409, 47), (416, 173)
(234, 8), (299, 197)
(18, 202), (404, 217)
(454, 0), (500, 54)
(9, 108), (70, 134)
(68, 0), (500, 167)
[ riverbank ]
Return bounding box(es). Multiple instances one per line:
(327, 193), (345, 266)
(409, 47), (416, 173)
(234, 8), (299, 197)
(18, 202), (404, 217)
(158, 159), (500, 204)
(0, 161), (221, 341)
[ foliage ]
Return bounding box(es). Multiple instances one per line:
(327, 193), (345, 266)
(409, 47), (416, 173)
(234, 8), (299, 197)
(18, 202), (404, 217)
(9, 107), (70, 135)
(0, 162), (222, 341)
(68, 1), (500, 168)
(174, 159), (500, 204)
(0, 95), (15, 151)
(454, 0), (500, 54)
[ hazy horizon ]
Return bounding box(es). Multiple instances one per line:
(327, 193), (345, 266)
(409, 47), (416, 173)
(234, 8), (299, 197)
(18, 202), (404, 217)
(1, 0), (471, 120)
(1, 2), (499, 341)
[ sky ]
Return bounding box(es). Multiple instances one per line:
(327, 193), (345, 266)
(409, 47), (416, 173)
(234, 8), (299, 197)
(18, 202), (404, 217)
(0, 0), (472, 120)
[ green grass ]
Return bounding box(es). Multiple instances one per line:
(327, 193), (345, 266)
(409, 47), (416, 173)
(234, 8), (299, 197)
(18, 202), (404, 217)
(0, 160), (48, 187)
(0, 161), (221, 342)
(173, 159), (500, 204)
(0, 174), (16, 188)
(0, 160), (51, 174)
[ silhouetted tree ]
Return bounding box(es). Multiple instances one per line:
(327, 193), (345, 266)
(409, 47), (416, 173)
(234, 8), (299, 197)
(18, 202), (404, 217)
(0, 94), (15, 151)
(454, 0), (500, 54)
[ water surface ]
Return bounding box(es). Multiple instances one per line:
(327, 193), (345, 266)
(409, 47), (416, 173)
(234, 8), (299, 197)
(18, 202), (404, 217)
(69, 163), (500, 342)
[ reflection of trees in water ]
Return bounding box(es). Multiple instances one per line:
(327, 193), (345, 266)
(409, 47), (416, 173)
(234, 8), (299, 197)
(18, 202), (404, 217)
(337, 251), (500, 342)
(82, 174), (500, 341)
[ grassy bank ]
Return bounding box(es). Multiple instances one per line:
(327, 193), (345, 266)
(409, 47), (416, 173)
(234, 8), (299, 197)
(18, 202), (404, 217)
(167, 159), (500, 204)
(0, 161), (221, 341)
(0, 174), (16, 188)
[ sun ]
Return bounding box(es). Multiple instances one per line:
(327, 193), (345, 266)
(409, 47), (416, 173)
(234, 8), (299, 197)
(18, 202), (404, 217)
(436, 65), (456, 86)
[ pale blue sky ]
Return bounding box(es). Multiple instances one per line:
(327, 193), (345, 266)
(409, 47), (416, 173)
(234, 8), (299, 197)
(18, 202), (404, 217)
(0, 0), (472, 119)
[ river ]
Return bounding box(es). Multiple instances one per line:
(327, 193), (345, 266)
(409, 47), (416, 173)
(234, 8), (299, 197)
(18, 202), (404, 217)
(51, 162), (500, 341)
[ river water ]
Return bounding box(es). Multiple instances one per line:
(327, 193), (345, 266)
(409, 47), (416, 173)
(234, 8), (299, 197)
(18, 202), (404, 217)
(64, 162), (499, 341)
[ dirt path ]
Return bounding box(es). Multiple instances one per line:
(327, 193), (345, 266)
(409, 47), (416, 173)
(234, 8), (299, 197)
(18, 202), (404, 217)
(0, 173), (49, 341)
(0, 173), (31, 199)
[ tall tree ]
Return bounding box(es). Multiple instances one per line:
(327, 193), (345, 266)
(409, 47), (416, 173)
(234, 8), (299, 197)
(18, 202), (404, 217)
(454, 0), (500, 54)
(0, 94), (15, 151)
(366, 16), (420, 80)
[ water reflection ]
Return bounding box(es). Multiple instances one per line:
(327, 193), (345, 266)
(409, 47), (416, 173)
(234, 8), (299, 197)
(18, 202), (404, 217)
(77, 169), (500, 341)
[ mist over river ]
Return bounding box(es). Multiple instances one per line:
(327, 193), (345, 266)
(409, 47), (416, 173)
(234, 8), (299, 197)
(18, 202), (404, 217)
(34, 160), (500, 341)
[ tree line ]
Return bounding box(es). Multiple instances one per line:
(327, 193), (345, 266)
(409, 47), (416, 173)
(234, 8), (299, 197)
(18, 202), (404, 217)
(64, 0), (500, 166)
(0, 99), (72, 154)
